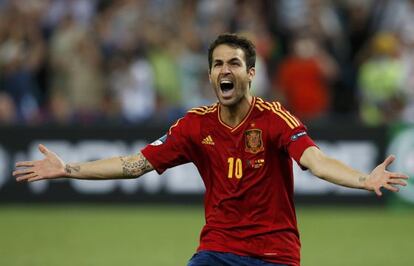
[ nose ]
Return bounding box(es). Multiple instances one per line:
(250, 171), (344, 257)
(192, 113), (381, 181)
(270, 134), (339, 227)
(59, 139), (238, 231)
(220, 63), (231, 74)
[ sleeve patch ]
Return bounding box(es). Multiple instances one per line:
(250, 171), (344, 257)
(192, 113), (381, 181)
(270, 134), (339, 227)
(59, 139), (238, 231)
(150, 134), (167, 146)
(290, 131), (307, 141)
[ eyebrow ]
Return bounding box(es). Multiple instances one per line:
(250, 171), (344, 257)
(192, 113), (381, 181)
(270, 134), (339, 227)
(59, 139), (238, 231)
(229, 58), (242, 63)
(213, 57), (242, 64)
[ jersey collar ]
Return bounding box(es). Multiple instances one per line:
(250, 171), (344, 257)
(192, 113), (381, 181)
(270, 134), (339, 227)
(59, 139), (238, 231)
(218, 97), (256, 132)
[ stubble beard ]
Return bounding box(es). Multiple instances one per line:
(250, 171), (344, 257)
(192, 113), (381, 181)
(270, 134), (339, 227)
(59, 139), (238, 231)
(218, 87), (250, 109)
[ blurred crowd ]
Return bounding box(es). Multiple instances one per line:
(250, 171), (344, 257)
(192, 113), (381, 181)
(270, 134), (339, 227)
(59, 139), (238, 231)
(1, 0), (414, 126)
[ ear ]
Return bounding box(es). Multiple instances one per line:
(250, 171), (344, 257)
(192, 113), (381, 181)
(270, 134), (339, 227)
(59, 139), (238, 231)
(248, 67), (256, 82)
(208, 71), (212, 83)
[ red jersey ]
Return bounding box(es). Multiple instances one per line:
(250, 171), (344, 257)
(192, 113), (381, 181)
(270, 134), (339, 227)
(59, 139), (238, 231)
(141, 97), (316, 266)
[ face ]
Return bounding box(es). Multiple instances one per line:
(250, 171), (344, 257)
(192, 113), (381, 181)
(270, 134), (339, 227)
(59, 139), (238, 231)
(209, 44), (255, 107)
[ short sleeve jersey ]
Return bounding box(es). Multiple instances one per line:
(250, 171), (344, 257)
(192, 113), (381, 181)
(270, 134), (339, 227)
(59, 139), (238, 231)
(141, 97), (317, 266)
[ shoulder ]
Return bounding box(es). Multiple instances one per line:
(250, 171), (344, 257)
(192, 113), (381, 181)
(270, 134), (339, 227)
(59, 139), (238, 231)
(254, 97), (301, 130)
(167, 103), (218, 135)
(187, 103), (218, 116)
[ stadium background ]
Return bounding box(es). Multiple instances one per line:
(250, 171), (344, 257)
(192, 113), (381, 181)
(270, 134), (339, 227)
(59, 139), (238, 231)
(0, 0), (413, 265)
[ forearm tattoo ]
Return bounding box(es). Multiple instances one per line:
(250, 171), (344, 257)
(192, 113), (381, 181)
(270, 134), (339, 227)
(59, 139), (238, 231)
(65, 164), (80, 174)
(358, 176), (367, 183)
(120, 153), (153, 177)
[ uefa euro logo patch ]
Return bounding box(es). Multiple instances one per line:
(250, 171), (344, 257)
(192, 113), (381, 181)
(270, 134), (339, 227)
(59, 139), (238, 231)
(245, 129), (264, 154)
(150, 134), (167, 146)
(290, 131), (307, 141)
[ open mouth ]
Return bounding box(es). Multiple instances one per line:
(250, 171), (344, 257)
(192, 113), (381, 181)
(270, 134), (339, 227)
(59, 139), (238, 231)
(220, 80), (234, 92)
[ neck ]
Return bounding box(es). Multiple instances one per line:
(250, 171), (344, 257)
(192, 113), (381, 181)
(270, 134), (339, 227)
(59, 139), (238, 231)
(220, 95), (253, 128)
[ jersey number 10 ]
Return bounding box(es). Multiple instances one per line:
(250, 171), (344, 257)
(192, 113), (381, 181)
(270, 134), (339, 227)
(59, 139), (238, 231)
(227, 157), (243, 179)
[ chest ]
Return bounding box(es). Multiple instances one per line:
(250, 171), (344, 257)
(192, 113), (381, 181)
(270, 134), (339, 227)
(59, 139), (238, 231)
(197, 119), (273, 181)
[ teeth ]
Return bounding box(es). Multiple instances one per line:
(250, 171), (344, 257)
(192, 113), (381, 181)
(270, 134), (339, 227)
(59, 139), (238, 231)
(220, 80), (234, 92)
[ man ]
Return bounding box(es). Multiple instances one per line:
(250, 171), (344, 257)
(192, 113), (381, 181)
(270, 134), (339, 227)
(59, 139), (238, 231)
(13, 34), (408, 266)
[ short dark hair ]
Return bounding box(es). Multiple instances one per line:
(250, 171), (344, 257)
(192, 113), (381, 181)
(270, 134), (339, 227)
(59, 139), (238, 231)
(208, 33), (256, 72)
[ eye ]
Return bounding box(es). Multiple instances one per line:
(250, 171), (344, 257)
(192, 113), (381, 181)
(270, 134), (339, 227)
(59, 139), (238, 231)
(230, 61), (241, 66)
(213, 62), (222, 67)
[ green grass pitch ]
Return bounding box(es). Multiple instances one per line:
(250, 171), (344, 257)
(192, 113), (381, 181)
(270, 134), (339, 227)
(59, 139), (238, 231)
(0, 205), (412, 266)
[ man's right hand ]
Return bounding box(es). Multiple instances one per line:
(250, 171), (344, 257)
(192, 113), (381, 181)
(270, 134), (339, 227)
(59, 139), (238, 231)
(13, 144), (66, 182)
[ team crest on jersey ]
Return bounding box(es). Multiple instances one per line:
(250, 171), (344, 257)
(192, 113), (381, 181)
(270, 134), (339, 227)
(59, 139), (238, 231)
(245, 129), (264, 154)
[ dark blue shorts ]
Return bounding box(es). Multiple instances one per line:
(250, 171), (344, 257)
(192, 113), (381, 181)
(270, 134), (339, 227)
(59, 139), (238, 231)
(187, 250), (289, 266)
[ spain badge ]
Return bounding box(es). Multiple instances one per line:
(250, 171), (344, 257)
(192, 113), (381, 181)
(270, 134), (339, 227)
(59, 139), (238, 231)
(245, 129), (264, 154)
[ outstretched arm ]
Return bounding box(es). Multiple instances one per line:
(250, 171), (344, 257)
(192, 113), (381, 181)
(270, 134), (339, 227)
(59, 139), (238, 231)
(300, 146), (409, 196)
(13, 144), (154, 182)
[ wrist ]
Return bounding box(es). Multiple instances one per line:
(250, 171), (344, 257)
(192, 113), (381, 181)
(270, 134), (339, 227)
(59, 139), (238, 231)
(358, 175), (370, 190)
(64, 163), (80, 177)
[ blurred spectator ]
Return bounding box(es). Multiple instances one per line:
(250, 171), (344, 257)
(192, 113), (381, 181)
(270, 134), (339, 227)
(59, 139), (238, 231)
(44, 0), (97, 27)
(274, 0), (347, 58)
(95, 0), (142, 57)
(336, 0), (372, 115)
(196, 0), (235, 45)
(358, 32), (405, 126)
(275, 0), (308, 35)
(367, 0), (414, 124)
(49, 14), (105, 123)
(400, 28), (414, 123)
(0, 0), (412, 127)
(0, 4), (45, 123)
(147, 26), (184, 120)
(0, 91), (17, 124)
(46, 91), (74, 125)
(273, 0), (351, 120)
(302, 0), (348, 65)
(273, 34), (339, 121)
(343, 0), (372, 60)
(177, 26), (211, 109)
(108, 53), (156, 123)
(369, 0), (410, 35)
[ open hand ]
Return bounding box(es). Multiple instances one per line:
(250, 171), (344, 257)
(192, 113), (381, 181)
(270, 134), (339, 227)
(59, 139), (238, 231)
(365, 155), (409, 196)
(13, 144), (66, 182)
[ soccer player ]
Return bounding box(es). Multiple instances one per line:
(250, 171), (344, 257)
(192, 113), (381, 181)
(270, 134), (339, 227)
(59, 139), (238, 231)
(13, 34), (409, 266)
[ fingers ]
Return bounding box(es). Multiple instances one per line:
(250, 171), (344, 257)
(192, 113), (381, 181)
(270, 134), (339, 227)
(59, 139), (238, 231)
(384, 184), (400, 192)
(14, 162), (36, 182)
(16, 173), (38, 182)
(388, 178), (408, 187)
(16, 145), (50, 167)
(373, 184), (399, 196)
(15, 161), (35, 167)
(38, 144), (49, 155)
(390, 172), (409, 180)
(371, 173), (409, 196)
(382, 155), (396, 168)
(383, 183), (400, 193)
(388, 172), (409, 187)
(374, 187), (382, 197)
(14, 161), (38, 182)
(14, 145), (56, 183)
(13, 168), (34, 176)
(28, 175), (43, 182)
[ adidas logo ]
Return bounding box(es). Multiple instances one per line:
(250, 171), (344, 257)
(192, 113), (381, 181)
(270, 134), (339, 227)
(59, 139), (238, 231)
(202, 135), (215, 145)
